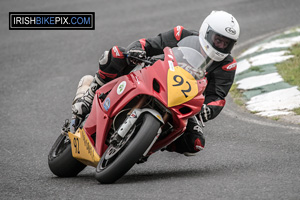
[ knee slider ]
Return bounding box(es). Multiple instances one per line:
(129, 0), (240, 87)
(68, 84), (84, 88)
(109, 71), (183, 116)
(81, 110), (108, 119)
(73, 75), (94, 104)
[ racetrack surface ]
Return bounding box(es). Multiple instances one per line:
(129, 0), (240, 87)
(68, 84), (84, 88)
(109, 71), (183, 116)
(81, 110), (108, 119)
(1, 0), (300, 199)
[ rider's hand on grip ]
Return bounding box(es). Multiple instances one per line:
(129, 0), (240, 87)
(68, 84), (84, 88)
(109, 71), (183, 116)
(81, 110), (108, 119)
(127, 48), (146, 65)
(200, 104), (211, 122)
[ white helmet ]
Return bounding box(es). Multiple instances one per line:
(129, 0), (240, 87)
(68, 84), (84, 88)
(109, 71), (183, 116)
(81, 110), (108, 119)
(199, 11), (240, 62)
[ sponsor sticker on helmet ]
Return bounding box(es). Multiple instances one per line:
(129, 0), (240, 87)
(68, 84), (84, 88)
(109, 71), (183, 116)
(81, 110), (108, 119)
(225, 27), (236, 35)
(117, 81), (127, 95)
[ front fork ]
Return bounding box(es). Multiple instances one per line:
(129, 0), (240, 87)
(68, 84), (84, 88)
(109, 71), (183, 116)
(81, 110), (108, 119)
(110, 95), (164, 148)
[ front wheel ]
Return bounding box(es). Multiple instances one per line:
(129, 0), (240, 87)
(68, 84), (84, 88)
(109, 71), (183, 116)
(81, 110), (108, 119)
(95, 113), (161, 184)
(48, 134), (86, 177)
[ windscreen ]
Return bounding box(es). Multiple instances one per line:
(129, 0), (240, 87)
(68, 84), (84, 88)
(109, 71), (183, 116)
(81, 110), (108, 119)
(172, 47), (206, 80)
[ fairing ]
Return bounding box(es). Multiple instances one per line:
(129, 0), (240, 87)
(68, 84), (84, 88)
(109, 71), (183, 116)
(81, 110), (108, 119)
(75, 47), (207, 159)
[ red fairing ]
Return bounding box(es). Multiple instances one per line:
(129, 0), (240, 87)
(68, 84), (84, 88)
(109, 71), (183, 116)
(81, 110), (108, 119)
(222, 59), (237, 71)
(83, 47), (207, 156)
(174, 25), (184, 41)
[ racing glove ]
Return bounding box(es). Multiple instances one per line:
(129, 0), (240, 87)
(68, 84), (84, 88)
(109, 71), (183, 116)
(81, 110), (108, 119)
(200, 104), (211, 122)
(126, 47), (146, 66)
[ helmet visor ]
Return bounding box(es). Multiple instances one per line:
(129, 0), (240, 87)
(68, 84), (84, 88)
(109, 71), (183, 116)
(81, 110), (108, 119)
(205, 26), (236, 54)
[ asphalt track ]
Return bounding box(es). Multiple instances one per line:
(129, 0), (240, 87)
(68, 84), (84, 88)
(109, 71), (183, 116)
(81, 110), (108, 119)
(1, 0), (300, 199)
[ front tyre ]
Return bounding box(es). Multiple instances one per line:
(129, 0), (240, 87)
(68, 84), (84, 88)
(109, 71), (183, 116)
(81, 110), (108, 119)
(48, 134), (86, 177)
(95, 113), (161, 184)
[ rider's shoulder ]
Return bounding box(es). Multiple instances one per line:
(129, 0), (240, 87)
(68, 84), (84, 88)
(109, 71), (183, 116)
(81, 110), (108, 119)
(223, 55), (235, 62)
(171, 25), (198, 41)
(220, 55), (237, 72)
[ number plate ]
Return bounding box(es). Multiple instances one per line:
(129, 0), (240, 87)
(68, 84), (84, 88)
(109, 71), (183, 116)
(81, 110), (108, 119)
(167, 66), (198, 107)
(69, 129), (100, 167)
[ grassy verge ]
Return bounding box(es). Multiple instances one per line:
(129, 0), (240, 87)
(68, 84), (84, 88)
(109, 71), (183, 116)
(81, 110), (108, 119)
(230, 42), (300, 116)
(276, 43), (300, 88)
(292, 107), (300, 115)
(276, 43), (300, 115)
(229, 83), (246, 107)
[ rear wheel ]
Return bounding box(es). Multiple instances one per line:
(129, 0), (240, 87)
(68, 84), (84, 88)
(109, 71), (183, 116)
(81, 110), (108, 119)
(48, 134), (86, 177)
(95, 113), (161, 184)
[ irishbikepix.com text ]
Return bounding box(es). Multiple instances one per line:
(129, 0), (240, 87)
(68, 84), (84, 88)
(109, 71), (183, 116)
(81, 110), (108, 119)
(9, 12), (95, 30)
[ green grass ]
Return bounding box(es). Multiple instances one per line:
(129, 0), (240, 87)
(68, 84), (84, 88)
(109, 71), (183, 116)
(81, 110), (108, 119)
(293, 107), (300, 115)
(271, 116), (280, 121)
(276, 43), (300, 88)
(276, 43), (300, 115)
(250, 66), (263, 72)
(229, 83), (246, 107)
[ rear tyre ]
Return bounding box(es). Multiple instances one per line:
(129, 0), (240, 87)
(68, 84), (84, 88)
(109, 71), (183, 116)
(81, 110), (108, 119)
(95, 113), (161, 184)
(48, 134), (86, 177)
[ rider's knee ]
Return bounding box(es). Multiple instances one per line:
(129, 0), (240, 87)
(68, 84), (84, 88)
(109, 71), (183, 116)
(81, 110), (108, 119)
(73, 75), (94, 104)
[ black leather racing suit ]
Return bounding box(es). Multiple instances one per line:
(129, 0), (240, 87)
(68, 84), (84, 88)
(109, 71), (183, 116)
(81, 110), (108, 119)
(95, 26), (237, 154)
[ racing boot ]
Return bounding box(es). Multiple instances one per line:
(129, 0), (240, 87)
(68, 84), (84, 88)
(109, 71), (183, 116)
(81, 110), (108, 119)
(71, 74), (105, 129)
(165, 117), (205, 156)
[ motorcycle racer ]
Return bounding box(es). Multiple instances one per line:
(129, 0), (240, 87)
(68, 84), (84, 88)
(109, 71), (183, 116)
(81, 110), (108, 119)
(72, 10), (240, 156)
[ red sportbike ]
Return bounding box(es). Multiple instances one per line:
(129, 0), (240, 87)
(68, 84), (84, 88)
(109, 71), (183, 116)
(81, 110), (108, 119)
(48, 45), (208, 184)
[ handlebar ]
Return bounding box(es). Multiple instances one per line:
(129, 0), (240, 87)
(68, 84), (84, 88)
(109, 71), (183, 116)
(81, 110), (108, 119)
(124, 53), (155, 66)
